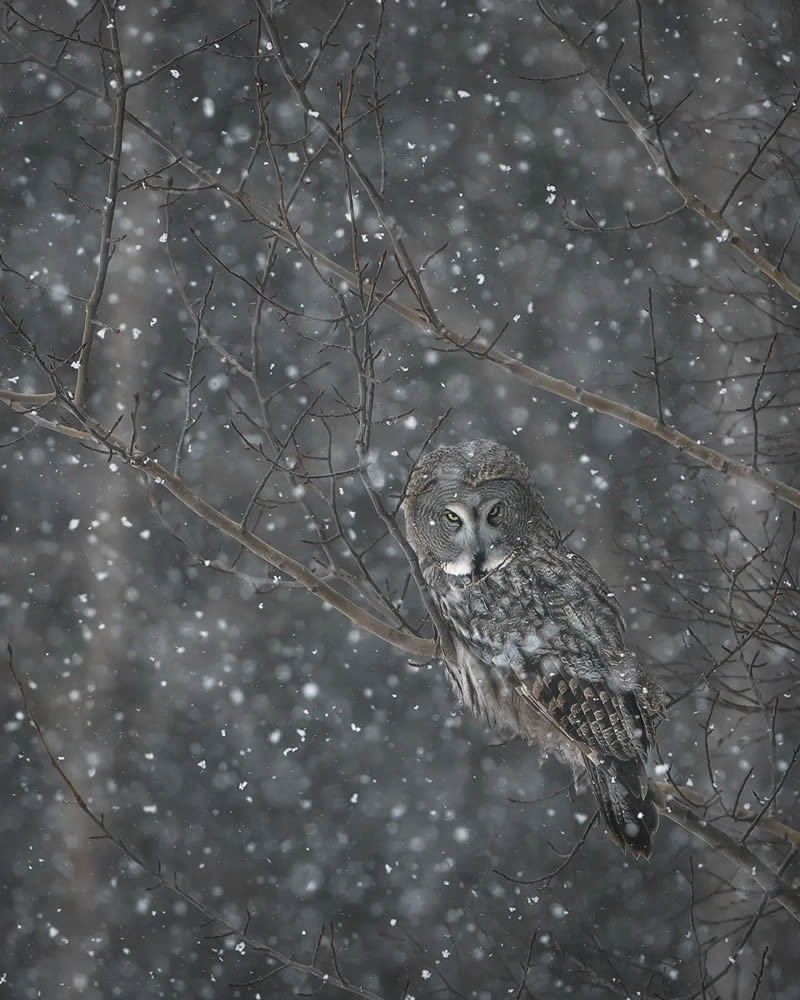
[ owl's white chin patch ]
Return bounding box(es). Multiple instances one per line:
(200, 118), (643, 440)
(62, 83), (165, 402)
(442, 554), (474, 576)
(442, 550), (512, 577)
(482, 549), (510, 573)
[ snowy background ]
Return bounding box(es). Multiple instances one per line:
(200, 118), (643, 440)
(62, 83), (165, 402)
(2, 1), (799, 997)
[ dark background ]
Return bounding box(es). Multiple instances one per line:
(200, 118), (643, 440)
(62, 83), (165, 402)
(2, 1), (799, 997)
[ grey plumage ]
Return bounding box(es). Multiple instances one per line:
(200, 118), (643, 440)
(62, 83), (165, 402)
(404, 439), (666, 858)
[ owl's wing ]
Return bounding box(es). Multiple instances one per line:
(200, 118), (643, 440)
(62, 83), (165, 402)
(489, 548), (663, 763)
(510, 646), (667, 858)
(510, 645), (663, 766)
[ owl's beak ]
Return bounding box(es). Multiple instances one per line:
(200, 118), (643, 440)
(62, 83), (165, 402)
(471, 551), (486, 582)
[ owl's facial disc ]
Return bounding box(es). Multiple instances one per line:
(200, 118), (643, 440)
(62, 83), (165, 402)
(408, 473), (536, 582)
(435, 498), (514, 580)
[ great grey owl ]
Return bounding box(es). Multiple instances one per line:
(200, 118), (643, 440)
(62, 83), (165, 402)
(404, 439), (666, 858)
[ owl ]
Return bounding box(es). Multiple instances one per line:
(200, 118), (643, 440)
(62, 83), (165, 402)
(404, 439), (666, 858)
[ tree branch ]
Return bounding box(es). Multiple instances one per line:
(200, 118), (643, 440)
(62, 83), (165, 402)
(4, 24), (800, 510)
(536, 0), (800, 304)
(7, 645), (387, 1000)
(654, 782), (800, 924)
(0, 388), (434, 659)
(73, 1), (126, 409)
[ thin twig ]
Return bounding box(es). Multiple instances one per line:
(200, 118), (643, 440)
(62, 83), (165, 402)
(73, 1), (126, 409)
(0, 391), (434, 658)
(6, 645), (386, 1000)
(655, 782), (800, 923)
(535, 0), (800, 304)
(5, 27), (800, 509)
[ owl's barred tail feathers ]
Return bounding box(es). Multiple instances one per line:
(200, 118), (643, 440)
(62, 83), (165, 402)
(584, 757), (660, 859)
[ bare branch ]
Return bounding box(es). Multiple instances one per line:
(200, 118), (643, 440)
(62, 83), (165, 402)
(73, 1), (126, 409)
(4, 21), (800, 509)
(656, 781), (800, 923)
(536, 0), (800, 305)
(720, 87), (800, 214)
(7, 645), (387, 1000)
(0, 388), (434, 658)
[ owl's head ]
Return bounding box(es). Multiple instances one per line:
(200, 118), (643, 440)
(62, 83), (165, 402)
(404, 439), (556, 579)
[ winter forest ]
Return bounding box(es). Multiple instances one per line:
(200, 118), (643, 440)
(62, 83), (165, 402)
(2, 1), (800, 998)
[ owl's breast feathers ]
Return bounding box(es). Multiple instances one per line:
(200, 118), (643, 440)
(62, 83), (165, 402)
(424, 546), (665, 765)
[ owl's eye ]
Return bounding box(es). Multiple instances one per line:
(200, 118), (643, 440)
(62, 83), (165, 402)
(443, 509), (462, 526)
(487, 503), (503, 523)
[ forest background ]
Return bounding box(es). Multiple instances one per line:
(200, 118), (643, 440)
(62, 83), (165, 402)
(2, 2), (800, 998)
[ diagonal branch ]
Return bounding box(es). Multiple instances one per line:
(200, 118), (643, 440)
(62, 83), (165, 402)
(0, 389), (434, 659)
(654, 782), (800, 924)
(535, 0), (800, 305)
(3, 20), (800, 512)
(719, 87), (800, 215)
